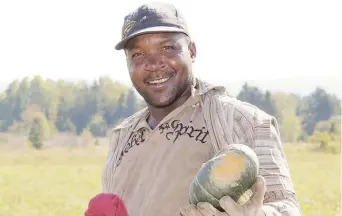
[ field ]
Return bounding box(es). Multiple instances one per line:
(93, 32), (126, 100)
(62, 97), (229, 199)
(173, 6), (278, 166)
(0, 143), (340, 216)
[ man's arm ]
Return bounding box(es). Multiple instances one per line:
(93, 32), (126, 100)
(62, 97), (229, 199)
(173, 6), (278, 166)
(179, 103), (302, 216)
(101, 129), (120, 193)
(252, 113), (302, 216)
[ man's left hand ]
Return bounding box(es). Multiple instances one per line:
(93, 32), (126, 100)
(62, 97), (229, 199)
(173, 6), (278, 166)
(180, 176), (266, 216)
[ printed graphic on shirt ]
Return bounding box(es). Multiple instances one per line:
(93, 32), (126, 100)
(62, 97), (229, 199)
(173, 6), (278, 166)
(158, 120), (209, 144)
(116, 127), (148, 167)
(115, 119), (210, 167)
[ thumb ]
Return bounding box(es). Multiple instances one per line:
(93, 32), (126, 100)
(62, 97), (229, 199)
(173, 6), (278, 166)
(245, 176), (266, 209)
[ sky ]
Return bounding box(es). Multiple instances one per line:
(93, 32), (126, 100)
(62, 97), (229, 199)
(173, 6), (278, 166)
(0, 0), (341, 95)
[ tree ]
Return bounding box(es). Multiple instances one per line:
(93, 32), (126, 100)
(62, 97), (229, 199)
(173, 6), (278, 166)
(0, 93), (12, 131)
(0, 76), (137, 139)
(262, 91), (276, 116)
(309, 131), (331, 149)
(113, 93), (127, 123)
(28, 117), (44, 149)
(298, 88), (340, 135)
(280, 114), (302, 142)
(56, 117), (76, 133)
(69, 86), (97, 134)
(87, 114), (107, 137)
(314, 115), (341, 141)
(237, 83), (276, 116)
(237, 83), (264, 108)
(125, 88), (138, 116)
(272, 92), (302, 142)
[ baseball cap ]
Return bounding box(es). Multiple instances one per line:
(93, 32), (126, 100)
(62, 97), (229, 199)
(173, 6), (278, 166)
(115, 2), (190, 50)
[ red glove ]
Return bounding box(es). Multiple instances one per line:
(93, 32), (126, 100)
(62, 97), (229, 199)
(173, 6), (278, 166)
(84, 193), (128, 216)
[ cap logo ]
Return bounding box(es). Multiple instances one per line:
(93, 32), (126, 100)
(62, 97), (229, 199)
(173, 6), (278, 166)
(122, 19), (136, 39)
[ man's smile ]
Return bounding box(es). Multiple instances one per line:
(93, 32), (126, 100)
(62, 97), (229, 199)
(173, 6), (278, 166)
(146, 75), (172, 85)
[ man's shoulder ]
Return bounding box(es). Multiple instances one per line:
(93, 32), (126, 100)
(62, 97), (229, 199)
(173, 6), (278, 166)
(206, 92), (280, 142)
(195, 78), (274, 125)
(207, 91), (275, 127)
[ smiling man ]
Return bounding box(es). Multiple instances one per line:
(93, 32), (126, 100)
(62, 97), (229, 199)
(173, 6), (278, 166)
(102, 2), (302, 216)
(124, 32), (195, 128)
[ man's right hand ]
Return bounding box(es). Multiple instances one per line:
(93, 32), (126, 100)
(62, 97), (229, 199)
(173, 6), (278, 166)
(180, 202), (228, 216)
(180, 176), (266, 216)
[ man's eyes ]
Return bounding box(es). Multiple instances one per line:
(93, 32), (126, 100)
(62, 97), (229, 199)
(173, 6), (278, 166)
(162, 45), (175, 51)
(131, 45), (176, 59)
(131, 52), (142, 59)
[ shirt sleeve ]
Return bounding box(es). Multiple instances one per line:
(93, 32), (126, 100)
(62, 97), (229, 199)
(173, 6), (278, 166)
(252, 113), (302, 216)
(102, 129), (120, 193)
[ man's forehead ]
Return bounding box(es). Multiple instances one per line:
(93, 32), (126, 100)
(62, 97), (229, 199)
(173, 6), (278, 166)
(126, 32), (186, 49)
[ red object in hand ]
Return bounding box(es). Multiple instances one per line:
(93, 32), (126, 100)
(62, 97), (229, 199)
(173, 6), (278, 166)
(84, 193), (128, 216)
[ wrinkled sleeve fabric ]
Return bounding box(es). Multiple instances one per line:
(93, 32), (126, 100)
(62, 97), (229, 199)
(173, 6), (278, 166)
(102, 129), (120, 193)
(250, 109), (302, 216)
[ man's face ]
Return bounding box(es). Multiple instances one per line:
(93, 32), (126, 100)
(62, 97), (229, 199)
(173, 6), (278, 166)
(125, 32), (196, 108)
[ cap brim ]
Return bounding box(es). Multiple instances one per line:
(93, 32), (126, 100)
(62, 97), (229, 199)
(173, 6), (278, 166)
(114, 26), (188, 50)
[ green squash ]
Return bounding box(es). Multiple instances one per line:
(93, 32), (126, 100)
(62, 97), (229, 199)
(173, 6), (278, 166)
(188, 144), (259, 211)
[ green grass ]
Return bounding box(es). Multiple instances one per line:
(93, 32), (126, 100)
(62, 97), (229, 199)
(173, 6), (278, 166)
(0, 146), (107, 216)
(283, 144), (341, 216)
(0, 144), (340, 216)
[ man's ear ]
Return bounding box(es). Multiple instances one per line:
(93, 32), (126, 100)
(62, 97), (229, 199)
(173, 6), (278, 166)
(189, 41), (197, 62)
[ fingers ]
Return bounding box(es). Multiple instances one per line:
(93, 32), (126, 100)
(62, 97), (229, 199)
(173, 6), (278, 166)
(219, 196), (241, 215)
(180, 204), (203, 216)
(180, 203), (221, 216)
(197, 202), (229, 216)
(197, 202), (218, 216)
(218, 176), (266, 214)
(182, 176), (266, 216)
(247, 176), (266, 209)
(211, 176), (266, 216)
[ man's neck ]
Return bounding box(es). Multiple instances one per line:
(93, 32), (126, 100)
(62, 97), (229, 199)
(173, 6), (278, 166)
(146, 86), (192, 129)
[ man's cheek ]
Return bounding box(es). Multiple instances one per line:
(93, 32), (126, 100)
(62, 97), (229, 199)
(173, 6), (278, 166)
(128, 65), (141, 78)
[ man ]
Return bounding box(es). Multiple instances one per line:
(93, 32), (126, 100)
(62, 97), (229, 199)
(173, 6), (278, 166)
(102, 2), (302, 216)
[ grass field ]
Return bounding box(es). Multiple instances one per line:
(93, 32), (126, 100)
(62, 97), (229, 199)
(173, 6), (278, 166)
(0, 143), (340, 216)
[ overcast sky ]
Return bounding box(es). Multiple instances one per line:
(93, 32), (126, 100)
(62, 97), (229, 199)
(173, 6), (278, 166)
(0, 0), (341, 91)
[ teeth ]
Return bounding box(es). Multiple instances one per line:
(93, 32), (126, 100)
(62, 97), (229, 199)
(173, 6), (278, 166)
(148, 77), (170, 84)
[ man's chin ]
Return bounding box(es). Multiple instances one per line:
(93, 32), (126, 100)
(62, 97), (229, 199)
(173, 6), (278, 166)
(144, 95), (177, 109)
(146, 100), (174, 109)
(142, 86), (189, 109)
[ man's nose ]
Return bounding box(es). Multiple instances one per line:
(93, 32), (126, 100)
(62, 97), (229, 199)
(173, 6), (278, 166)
(144, 54), (166, 72)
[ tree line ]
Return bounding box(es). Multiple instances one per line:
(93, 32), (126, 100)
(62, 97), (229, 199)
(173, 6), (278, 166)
(237, 83), (341, 151)
(0, 76), (340, 149)
(0, 75), (143, 147)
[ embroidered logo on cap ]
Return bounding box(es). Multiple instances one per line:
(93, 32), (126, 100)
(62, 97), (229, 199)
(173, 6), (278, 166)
(121, 19), (136, 39)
